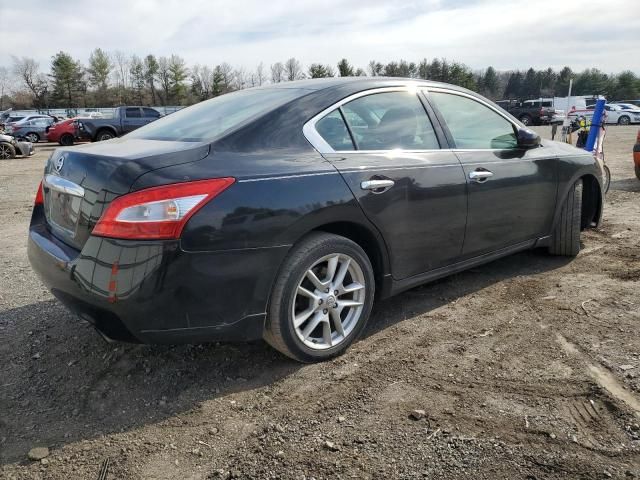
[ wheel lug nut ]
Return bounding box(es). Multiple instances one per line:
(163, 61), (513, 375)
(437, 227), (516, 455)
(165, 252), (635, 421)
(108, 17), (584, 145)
(334, 290), (339, 295)
(325, 288), (330, 293)
(318, 299), (323, 305)
(323, 309), (328, 314)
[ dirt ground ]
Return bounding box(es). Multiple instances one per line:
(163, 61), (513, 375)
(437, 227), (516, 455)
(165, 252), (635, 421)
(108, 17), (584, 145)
(1, 127), (639, 480)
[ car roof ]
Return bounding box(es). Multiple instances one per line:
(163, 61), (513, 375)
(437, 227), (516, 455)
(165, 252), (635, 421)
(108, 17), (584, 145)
(254, 77), (476, 95)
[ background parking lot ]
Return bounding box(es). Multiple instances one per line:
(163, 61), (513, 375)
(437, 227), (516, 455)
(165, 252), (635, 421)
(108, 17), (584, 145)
(1, 127), (639, 479)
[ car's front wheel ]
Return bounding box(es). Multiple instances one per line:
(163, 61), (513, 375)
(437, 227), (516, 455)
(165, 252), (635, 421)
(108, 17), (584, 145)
(0, 142), (16, 159)
(548, 179), (583, 256)
(265, 232), (375, 362)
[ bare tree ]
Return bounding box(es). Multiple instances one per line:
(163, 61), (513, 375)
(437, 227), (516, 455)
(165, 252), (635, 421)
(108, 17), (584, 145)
(0, 67), (12, 110)
(271, 62), (285, 83)
(112, 51), (130, 104)
(284, 57), (304, 81)
(11, 56), (48, 108)
(191, 64), (213, 100)
(233, 67), (249, 90)
(254, 62), (266, 86)
(157, 56), (171, 105)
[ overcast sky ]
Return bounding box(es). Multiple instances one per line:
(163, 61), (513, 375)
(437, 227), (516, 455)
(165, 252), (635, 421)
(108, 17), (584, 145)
(1, 0), (638, 74)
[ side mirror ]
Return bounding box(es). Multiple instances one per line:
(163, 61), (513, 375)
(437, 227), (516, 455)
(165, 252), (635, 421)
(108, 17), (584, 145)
(517, 128), (541, 148)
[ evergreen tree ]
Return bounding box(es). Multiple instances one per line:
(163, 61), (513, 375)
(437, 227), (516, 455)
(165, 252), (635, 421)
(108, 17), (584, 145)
(49, 51), (83, 108)
(144, 55), (159, 105)
(87, 48), (111, 105)
(337, 58), (355, 77)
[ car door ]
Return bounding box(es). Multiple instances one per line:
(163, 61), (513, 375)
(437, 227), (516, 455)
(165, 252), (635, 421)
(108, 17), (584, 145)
(425, 88), (558, 258)
(122, 107), (145, 133)
(142, 108), (161, 126)
(305, 88), (468, 280)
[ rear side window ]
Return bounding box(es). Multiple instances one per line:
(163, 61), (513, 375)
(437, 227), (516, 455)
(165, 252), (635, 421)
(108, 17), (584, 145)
(315, 110), (354, 151)
(128, 88), (308, 142)
(125, 108), (142, 118)
(429, 92), (518, 149)
(341, 92), (439, 150)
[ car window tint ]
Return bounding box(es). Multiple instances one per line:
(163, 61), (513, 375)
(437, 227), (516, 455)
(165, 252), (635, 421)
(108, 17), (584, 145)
(315, 110), (354, 151)
(127, 88), (308, 142)
(125, 108), (142, 118)
(429, 92), (518, 149)
(143, 108), (160, 118)
(341, 92), (439, 150)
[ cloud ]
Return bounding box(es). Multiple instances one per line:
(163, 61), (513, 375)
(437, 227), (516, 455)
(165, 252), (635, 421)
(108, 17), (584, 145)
(0, 0), (637, 74)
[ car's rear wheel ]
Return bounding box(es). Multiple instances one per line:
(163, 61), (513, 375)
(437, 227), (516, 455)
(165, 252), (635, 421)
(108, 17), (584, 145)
(96, 130), (115, 141)
(519, 114), (532, 126)
(265, 232), (375, 362)
(548, 179), (583, 256)
(618, 116), (630, 125)
(0, 142), (16, 159)
(59, 133), (74, 146)
(25, 132), (39, 143)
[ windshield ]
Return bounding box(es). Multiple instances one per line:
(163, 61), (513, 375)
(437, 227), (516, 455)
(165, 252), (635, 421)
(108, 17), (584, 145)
(127, 88), (310, 142)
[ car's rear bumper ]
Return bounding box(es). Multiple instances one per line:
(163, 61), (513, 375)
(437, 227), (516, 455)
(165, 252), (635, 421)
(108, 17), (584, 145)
(27, 207), (289, 344)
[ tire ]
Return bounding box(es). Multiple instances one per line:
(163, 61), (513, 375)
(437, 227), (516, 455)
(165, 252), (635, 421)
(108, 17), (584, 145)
(0, 142), (16, 159)
(59, 133), (74, 146)
(25, 132), (39, 143)
(264, 232), (375, 362)
(96, 129), (115, 141)
(549, 179), (583, 256)
(618, 116), (630, 125)
(635, 165), (640, 181)
(519, 114), (532, 126)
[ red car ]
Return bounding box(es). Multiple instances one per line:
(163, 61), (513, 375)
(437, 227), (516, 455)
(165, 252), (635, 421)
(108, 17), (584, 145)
(46, 118), (87, 146)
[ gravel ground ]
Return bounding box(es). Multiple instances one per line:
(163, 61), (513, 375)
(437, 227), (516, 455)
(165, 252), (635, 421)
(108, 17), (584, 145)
(1, 127), (639, 479)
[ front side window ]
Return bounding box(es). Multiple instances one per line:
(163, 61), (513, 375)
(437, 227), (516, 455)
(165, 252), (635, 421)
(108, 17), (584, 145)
(143, 108), (161, 118)
(340, 91), (439, 150)
(429, 92), (518, 149)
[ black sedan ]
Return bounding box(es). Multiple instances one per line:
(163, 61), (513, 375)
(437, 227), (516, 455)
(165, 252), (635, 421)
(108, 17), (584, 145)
(28, 78), (603, 362)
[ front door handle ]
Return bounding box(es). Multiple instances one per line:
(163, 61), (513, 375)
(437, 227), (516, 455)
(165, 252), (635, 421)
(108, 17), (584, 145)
(361, 179), (395, 193)
(469, 169), (494, 183)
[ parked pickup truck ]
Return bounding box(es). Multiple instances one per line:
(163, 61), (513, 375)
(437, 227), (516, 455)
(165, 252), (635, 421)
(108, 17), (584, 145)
(502, 99), (563, 126)
(77, 106), (161, 141)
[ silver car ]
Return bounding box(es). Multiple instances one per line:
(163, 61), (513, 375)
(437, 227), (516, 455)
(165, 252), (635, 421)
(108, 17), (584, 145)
(4, 116), (55, 142)
(0, 133), (35, 159)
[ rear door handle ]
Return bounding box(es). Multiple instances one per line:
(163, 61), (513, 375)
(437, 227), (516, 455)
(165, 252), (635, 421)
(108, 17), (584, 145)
(469, 169), (494, 183)
(360, 179), (395, 193)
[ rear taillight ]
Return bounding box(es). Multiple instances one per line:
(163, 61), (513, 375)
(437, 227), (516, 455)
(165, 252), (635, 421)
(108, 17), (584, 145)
(34, 181), (44, 206)
(92, 178), (235, 240)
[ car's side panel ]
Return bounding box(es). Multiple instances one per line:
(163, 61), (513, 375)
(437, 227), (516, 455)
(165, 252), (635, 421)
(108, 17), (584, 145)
(453, 148), (558, 258)
(325, 151), (468, 279)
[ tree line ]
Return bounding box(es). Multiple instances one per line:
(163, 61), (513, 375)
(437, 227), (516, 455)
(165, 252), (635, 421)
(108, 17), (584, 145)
(1, 49), (639, 111)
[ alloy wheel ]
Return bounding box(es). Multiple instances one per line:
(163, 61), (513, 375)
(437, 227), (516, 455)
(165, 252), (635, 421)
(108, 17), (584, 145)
(0, 144), (13, 159)
(292, 253), (366, 350)
(618, 116), (630, 125)
(26, 133), (39, 143)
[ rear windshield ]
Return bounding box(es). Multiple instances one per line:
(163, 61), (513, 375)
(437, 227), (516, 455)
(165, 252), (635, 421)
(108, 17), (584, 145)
(127, 88), (309, 142)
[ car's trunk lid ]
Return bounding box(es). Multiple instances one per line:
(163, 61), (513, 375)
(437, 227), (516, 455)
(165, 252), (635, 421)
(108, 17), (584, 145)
(43, 138), (210, 250)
